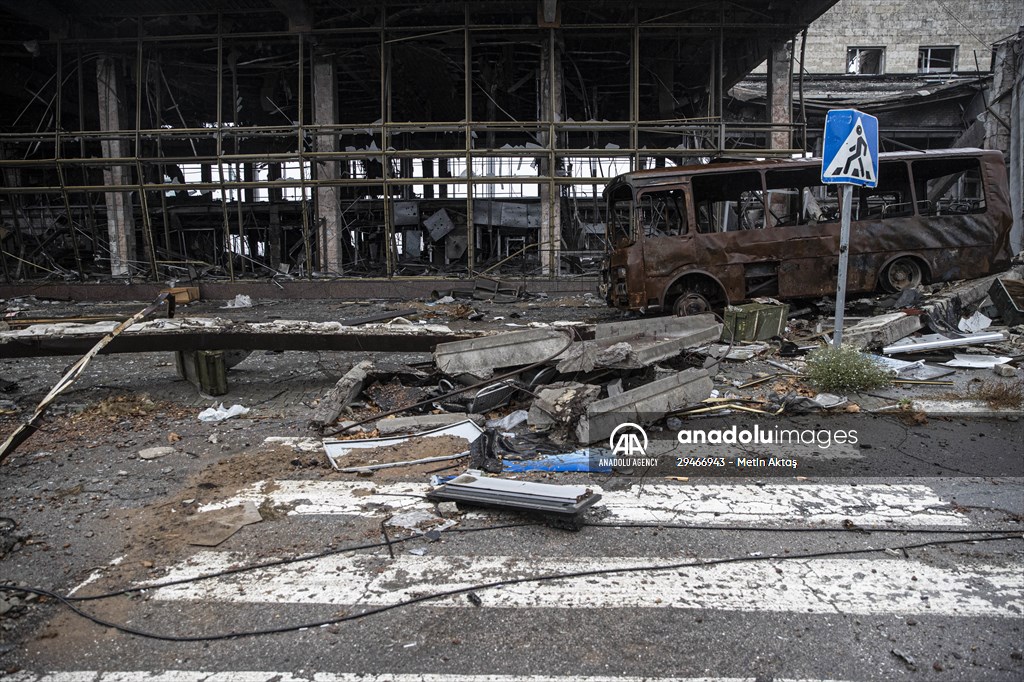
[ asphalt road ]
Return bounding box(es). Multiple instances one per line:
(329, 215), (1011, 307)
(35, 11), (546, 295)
(0, 295), (1022, 681)
(1, 416), (1022, 681)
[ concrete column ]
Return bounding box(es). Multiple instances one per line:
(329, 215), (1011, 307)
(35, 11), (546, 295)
(985, 35), (1013, 157)
(96, 56), (136, 277)
(767, 41), (793, 226)
(767, 42), (792, 152)
(539, 32), (563, 275)
(986, 30), (1022, 253)
(313, 54), (342, 274)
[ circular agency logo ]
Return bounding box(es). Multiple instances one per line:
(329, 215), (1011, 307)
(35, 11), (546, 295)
(609, 422), (649, 458)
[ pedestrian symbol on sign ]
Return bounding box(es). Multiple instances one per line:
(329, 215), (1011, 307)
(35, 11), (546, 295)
(832, 120), (872, 180)
(821, 108), (879, 188)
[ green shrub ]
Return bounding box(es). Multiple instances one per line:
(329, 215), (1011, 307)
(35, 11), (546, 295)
(805, 344), (893, 393)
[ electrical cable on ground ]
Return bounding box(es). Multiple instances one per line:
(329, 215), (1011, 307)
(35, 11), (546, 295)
(10, 518), (1018, 604)
(0, 531), (1019, 643)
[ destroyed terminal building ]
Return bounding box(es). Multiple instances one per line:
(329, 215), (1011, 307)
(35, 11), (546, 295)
(0, 0), (860, 292)
(0, 0), (1020, 293)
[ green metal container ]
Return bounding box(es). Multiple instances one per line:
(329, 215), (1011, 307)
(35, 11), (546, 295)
(721, 302), (790, 342)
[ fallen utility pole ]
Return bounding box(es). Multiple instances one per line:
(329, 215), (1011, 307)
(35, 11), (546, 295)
(0, 293), (174, 465)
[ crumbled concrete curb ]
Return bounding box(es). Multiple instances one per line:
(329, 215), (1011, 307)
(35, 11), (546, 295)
(876, 399), (1024, 419)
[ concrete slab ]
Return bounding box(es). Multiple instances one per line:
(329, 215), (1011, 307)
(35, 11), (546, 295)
(434, 328), (572, 377)
(593, 313), (718, 341)
(923, 274), (1001, 332)
(557, 313), (722, 371)
(576, 368), (713, 444)
(842, 312), (923, 350)
(528, 382), (601, 429)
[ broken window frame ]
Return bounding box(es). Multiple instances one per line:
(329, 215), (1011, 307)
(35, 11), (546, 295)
(846, 46), (885, 75)
(638, 187), (688, 237)
(918, 45), (958, 73)
(911, 156), (987, 216)
(691, 170), (764, 233)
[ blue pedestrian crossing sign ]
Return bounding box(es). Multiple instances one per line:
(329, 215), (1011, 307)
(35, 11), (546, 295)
(821, 109), (879, 187)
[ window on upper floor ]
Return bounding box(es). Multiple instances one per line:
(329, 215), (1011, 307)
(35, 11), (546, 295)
(846, 47), (885, 75)
(918, 46), (957, 73)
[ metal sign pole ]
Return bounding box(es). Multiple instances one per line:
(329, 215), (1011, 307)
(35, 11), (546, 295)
(833, 184), (853, 347)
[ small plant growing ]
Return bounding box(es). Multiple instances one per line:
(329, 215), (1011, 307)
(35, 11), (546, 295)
(804, 344), (893, 393)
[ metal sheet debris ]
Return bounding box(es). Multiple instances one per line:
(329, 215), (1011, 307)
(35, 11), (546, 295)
(486, 409), (529, 431)
(989, 278), (1024, 326)
(882, 331), (1008, 354)
(942, 354), (1014, 369)
(426, 471), (602, 518)
(867, 354), (955, 380)
(700, 342), (770, 361)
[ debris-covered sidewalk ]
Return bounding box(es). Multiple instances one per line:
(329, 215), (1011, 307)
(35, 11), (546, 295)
(0, 273), (1022, 679)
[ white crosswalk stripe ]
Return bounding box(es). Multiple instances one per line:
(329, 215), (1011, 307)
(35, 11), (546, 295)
(199, 480), (971, 527)
(21, 477), (1022, 682)
(142, 551), (1022, 617)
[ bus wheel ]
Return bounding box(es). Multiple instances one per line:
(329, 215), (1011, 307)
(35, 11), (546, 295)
(673, 292), (712, 316)
(881, 257), (923, 292)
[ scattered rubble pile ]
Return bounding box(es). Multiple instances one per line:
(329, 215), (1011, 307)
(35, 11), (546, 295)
(2, 266), (1023, 529)
(275, 263), (1024, 529)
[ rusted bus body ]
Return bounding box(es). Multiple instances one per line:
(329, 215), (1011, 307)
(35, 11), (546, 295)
(601, 149), (1013, 315)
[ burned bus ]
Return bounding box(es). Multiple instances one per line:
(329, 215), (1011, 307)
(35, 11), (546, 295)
(600, 148), (1013, 315)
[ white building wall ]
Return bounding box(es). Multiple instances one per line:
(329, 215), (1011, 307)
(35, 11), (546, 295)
(754, 0), (1023, 74)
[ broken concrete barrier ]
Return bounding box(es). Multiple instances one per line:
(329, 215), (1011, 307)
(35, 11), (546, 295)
(923, 274), (1001, 333)
(554, 314), (722, 372)
(433, 329), (571, 377)
(576, 368), (713, 444)
(593, 313), (723, 368)
(309, 360), (374, 432)
(842, 312), (923, 350)
(528, 382), (601, 430)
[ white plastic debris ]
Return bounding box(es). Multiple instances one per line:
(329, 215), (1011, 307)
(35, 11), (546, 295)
(957, 311), (992, 333)
(198, 403), (250, 422)
(486, 409), (529, 431)
(813, 393), (848, 409)
(942, 354), (1014, 369)
(221, 294), (253, 309)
